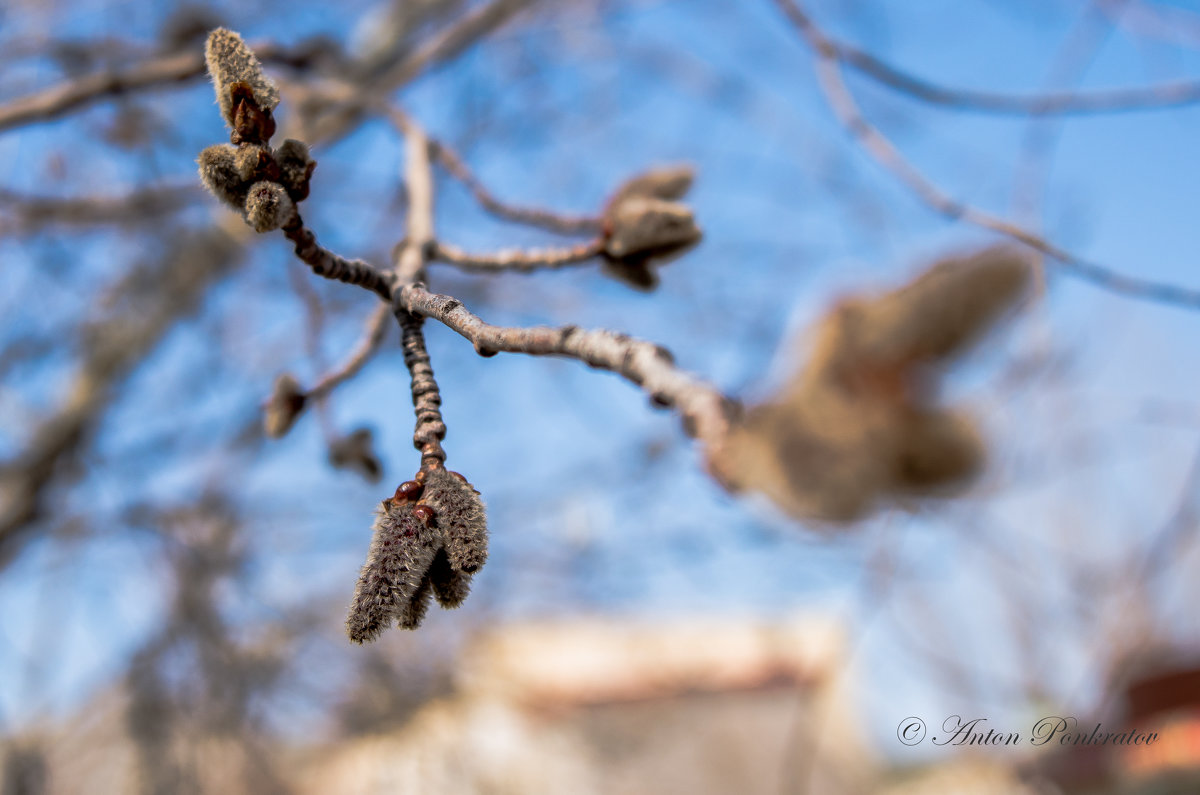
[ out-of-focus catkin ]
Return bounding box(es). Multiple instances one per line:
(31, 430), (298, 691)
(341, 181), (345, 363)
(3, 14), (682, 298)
(600, 165), (703, 290)
(328, 427), (384, 484)
(606, 164), (695, 209)
(708, 247), (1032, 522)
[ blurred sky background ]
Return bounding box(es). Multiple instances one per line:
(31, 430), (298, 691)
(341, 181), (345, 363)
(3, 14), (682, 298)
(2, 0), (1199, 765)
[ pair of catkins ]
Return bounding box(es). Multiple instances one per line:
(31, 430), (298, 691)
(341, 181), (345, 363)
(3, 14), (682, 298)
(346, 468), (488, 642)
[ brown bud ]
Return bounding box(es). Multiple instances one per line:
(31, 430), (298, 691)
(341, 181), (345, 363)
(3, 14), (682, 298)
(601, 258), (659, 292)
(412, 504), (435, 525)
(603, 197), (701, 261)
(229, 82), (276, 145)
(263, 373), (306, 438)
(392, 480), (424, 504)
(328, 427), (383, 483)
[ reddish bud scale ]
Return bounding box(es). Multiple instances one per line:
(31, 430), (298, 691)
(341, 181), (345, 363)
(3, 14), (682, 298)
(392, 480), (424, 504)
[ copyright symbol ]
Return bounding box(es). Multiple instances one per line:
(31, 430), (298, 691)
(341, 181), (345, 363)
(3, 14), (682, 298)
(897, 717), (926, 746)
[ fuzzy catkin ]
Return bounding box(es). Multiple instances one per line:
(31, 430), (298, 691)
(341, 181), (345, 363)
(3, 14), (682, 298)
(197, 144), (246, 209)
(835, 247), (1032, 369)
(205, 28), (279, 127)
(707, 247), (1032, 523)
(419, 468), (488, 575)
(244, 181), (294, 233)
(427, 549), (472, 608)
(346, 502), (442, 643)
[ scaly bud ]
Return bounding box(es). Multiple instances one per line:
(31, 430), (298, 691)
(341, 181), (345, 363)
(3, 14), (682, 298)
(604, 197), (701, 261)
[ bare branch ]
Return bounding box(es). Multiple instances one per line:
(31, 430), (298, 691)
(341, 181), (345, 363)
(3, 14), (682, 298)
(375, 0), (540, 92)
(775, 1), (1200, 116)
(399, 312), (447, 471)
(428, 137), (603, 235)
(431, 239), (604, 272)
(773, 0), (1200, 311)
(281, 214), (395, 301)
(838, 42), (1200, 116)
(391, 119), (449, 471)
(0, 183), (201, 230)
(302, 0), (540, 143)
(307, 304), (392, 401)
(0, 42), (310, 134)
(395, 282), (736, 446)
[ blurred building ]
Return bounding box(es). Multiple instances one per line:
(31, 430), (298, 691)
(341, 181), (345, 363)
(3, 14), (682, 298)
(301, 614), (872, 795)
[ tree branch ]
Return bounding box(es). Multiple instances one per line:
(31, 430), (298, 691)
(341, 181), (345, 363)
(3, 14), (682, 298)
(428, 137), (603, 235)
(282, 215), (395, 301)
(431, 239), (604, 272)
(307, 304), (392, 402)
(390, 119), (449, 471)
(0, 42), (310, 133)
(394, 282), (735, 445)
(777, 0), (1200, 116)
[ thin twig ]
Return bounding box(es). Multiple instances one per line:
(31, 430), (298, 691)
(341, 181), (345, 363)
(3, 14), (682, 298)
(281, 214), (395, 301)
(307, 304), (392, 401)
(395, 282), (736, 446)
(431, 239), (604, 272)
(399, 312), (447, 471)
(302, 0), (539, 144)
(773, 0), (1200, 311)
(392, 119), (449, 471)
(788, 5), (1200, 116)
(0, 183), (200, 229)
(428, 138), (603, 236)
(0, 42), (307, 134)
